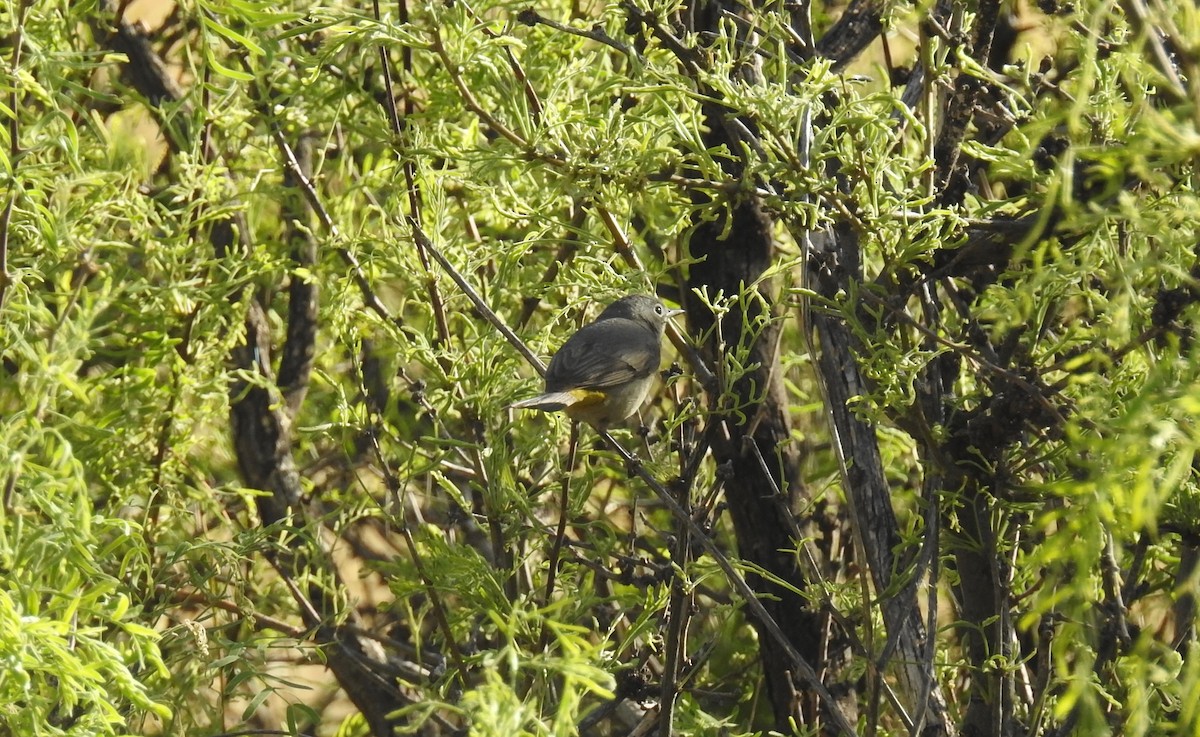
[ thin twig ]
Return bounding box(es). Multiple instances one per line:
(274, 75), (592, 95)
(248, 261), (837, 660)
(659, 445), (694, 737)
(0, 0), (32, 308)
(412, 222), (547, 375)
(428, 23), (567, 167)
(460, 0), (544, 124)
(597, 430), (858, 736)
(540, 421), (580, 649)
(910, 282), (947, 737)
(371, 0), (450, 349)
(856, 288), (1066, 426)
(1118, 0), (1187, 104)
(1101, 531), (1132, 647)
(516, 9), (638, 60)
(372, 0), (403, 134)
(261, 107), (396, 324)
(365, 429), (467, 671)
(621, 1), (702, 76)
(158, 584), (307, 638)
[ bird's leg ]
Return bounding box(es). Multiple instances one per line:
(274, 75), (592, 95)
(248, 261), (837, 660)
(622, 452), (643, 477)
(636, 411), (655, 461)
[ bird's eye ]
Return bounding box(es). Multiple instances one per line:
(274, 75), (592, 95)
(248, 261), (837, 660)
(655, 305), (663, 314)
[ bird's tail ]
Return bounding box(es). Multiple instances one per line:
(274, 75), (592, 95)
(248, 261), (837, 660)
(507, 392), (580, 412)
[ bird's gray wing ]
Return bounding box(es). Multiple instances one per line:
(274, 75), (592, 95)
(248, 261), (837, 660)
(544, 319), (659, 391)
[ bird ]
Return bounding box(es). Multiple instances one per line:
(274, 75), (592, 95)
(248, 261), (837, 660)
(510, 294), (682, 430)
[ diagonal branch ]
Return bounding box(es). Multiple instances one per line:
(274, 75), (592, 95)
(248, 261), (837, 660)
(414, 219), (859, 736)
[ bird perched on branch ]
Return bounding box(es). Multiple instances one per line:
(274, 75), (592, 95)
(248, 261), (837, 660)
(510, 294), (682, 430)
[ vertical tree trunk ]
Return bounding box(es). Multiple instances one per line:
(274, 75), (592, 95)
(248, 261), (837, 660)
(674, 0), (861, 725)
(685, 194), (838, 727)
(804, 224), (956, 737)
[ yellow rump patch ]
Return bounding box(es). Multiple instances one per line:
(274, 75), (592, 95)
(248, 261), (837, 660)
(567, 388), (607, 408)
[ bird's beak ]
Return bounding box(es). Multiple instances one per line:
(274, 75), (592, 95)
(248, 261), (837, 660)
(665, 308), (685, 318)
